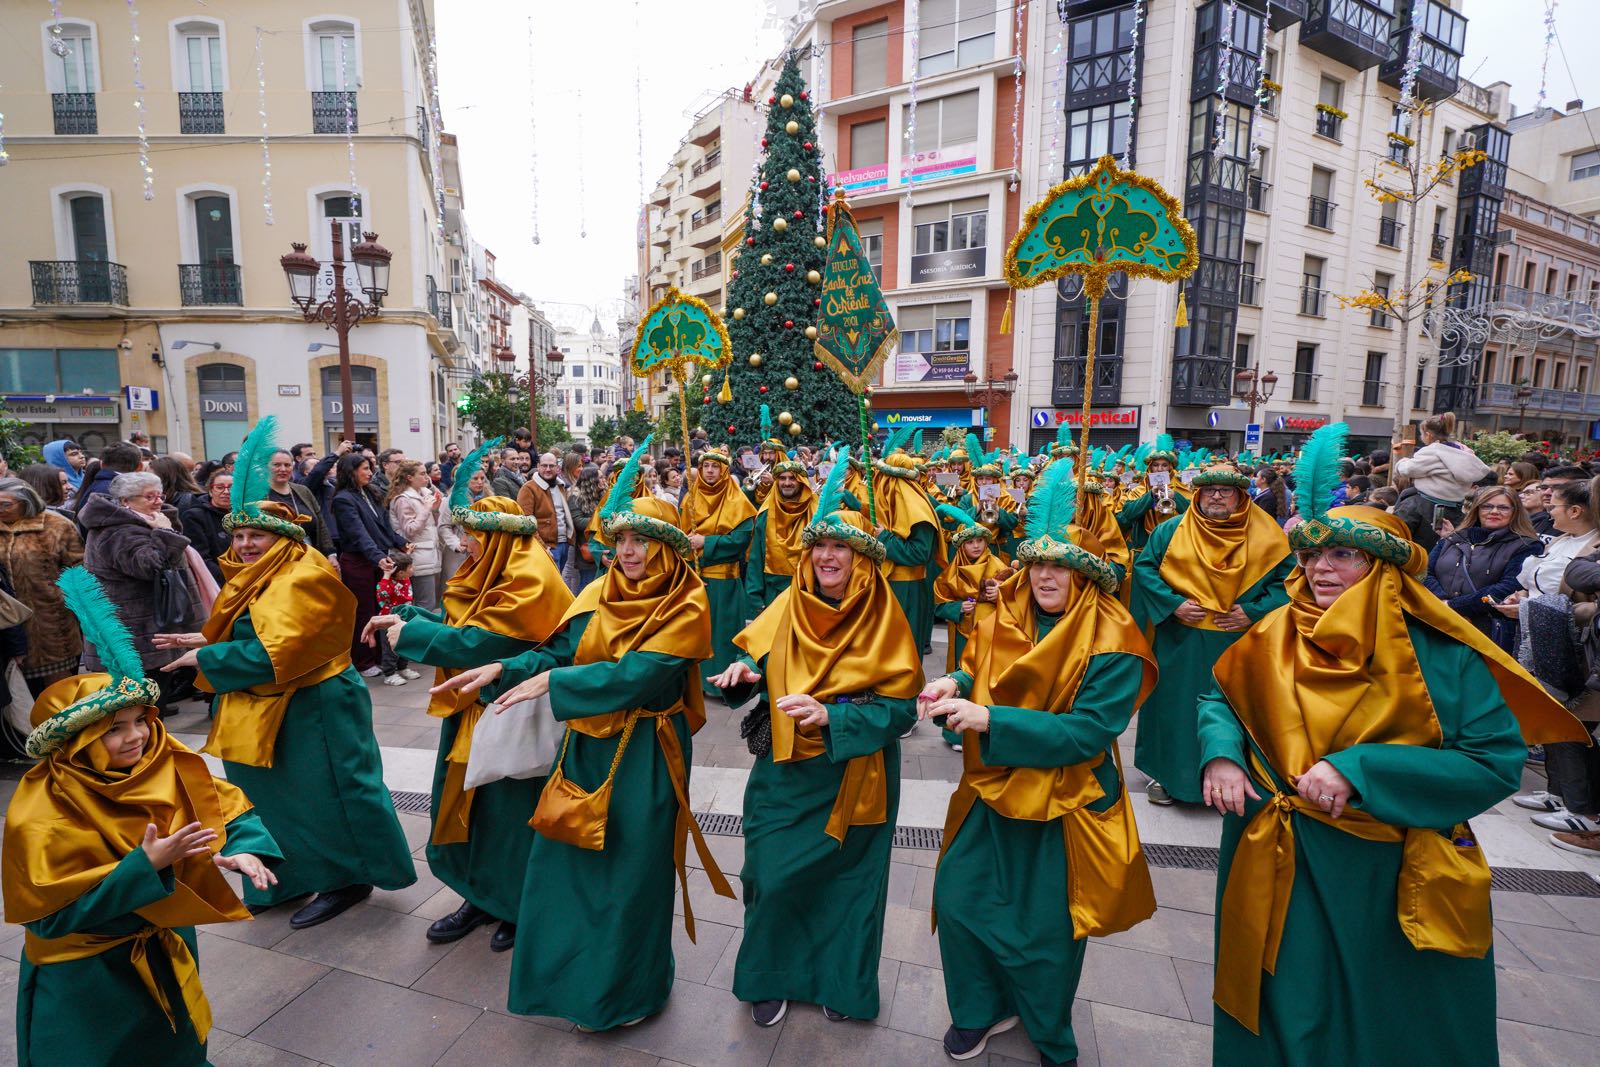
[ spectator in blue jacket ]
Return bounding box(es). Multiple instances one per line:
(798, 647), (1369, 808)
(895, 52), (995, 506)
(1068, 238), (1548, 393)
(331, 453), (408, 676)
(1424, 484), (1542, 653)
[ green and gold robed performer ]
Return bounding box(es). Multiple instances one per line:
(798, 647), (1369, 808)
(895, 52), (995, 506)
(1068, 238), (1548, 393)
(919, 453), (1158, 1067)
(932, 502), (1008, 750)
(1198, 423), (1589, 1067)
(364, 438), (574, 952)
(871, 443), (944, 656)
(744, 453), (816, 614)
(1130, 460), (1292, 806)
(5, 569), (281, 1067)
(156, 417), (415, 928)
(435, 436), (734, 1031)
(680, 445), (758, 696)
(1116, 435), (1191, 554)
(713, 449), (924, 1025)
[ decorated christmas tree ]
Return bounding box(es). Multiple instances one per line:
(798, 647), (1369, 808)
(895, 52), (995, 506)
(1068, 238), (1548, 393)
(721, 53), (860, 451)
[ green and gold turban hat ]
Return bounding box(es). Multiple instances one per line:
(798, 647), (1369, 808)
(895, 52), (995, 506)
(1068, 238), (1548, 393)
(449, 437), (542, 536)
(222, 415), (307, 542)
(599, 434), (692, 556)
(1286, 422), (1415, 568)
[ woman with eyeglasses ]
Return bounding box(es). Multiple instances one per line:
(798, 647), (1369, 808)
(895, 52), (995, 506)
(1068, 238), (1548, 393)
(1496, 480), (1600, 615)
(1198, 424), (1585, 1067)
(1424, 486), (1542, 653)
(1517, 481), (1557, 541)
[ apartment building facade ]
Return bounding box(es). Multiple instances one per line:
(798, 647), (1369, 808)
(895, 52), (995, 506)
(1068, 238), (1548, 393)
(0, 0), (465, 458)
(552, 319), (624, 440)
(1014, 0), (1497, 457)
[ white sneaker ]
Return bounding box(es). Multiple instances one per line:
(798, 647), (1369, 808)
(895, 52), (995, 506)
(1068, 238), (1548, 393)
(360, 666), (383, 678)
(400, 668), (421, 680)
(382, 674), (408, 687)
(1530, 810), (1600, 833)
(1512, 791), (1565, 813)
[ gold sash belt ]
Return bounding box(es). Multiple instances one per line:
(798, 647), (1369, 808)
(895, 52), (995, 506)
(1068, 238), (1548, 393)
(27, 925), (212, 1043)
(887, 564), (925, 583)
(700, 562), (739, 580)
(203, 653), (353, 767)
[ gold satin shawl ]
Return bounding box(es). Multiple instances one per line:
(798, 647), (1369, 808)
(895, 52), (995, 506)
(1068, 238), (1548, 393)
(681, 468), (757, 538)
(1158, 495), (1290, 629)
(759, 481), (817, 578)
(429, 496), (573, 845)
(197, 536), (355, 767)
(932, 544), (1009, 671)
(1210, 506), (1587, 1033)
(734, 523), (924, 843)
(4, 678), (253, 1041)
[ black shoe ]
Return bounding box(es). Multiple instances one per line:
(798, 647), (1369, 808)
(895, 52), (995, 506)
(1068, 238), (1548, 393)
(942, 1017), (1018, 1060)
(425, 901), (494, 944)
(822, 1006), (851, 1022)
(1039, 1057), (1077, 1067)
(751, 1000), (787, 1027)
(489, 920), (516, 953)
(288, 884), (373, 929)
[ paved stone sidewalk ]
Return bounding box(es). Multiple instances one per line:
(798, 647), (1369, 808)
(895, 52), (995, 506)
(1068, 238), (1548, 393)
(1, 656), (1596, 1066)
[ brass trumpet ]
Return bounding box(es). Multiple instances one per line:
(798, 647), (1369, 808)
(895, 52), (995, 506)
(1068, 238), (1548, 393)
(1153, 482), (1177, 516)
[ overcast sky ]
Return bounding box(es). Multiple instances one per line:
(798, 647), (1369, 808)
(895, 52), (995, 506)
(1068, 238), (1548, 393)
(435, 0), (1598, 328)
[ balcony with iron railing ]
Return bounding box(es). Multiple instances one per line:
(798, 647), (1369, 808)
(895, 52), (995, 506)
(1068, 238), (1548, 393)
(1239, 274), (1262, 307)
(689, 254), (722, 282)
(1429, 233), (1449, 261)
(1478, 381), (1600, 417)
(1300, 0), (1394, 71)
(1361, 378), (1386, 406)
(179, 92), (224, 134)
(178, 264), (241, 305)
(1488, 284), (1600, 330)
(1307, 196), (1336, 230)
(52, 93), (97, 135)
(311, 91), (357, 134)
(30, 260), (128, 305)
(1379, 1), (1466, 103)
(1314, 108), (1343, 140)
(1377, 216), (1403, 248)
(1247, 175), (1271, 212)
(690, 149), (722, 179)
(1299, 282), (1327, 317)
(689, 207), (722, 231)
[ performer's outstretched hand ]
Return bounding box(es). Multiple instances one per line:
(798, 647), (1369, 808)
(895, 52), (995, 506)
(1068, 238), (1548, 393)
(152, 632), (206, 650)
(430, 661), (503, 696)
(710, 661), (762, 689)
(916, 677), (959, 719)
(495, 671), (550, 709)
(160, 649), (201, 672)
(140, 821), (217, 871)
(1201, 758), (1260, 816)
(931, 698), (988, 733)
(215, 851), (279, 891)
(777, 694), (828, 727)
(361, 614), (405, 647)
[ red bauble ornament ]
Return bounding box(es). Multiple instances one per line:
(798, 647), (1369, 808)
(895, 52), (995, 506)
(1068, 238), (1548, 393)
(759, 385), (769, 394)
(784, 263), (796, 272)
(760, 181), (769, 190)
(813, 298), (821, 307)
(727, 424), (737, 434)
(761, 137), (769, 147)
(746, 236), (756, 246)
(807, 175), (816, 182)
(799, 91), (808, 101)
(784, 320), (795, 329)
(767, 95), (776, 105)
(803, 141), (813, 150)
(702, 395), (711, 405)
(793, 210), (804, 218)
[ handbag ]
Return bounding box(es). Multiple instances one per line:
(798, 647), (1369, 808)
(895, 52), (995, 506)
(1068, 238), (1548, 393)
(152, 566), (195, 631)
(529, 712), (640, 851)
(1396, 822), (1493, 958)
(2, 659), (34, 737)
(0, 586), (33, 630)
(462, 694), (560, 791)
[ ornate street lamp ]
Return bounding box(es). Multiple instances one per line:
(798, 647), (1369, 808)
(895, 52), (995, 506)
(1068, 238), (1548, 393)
(280, 222), (391, 442)
(1231, 364), (1279, 425)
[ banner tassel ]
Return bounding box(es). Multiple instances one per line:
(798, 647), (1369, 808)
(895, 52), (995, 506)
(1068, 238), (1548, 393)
(718, 369), (732, 404)
(1175, 289), (1189, 329)
(999, 290), (1014, 335)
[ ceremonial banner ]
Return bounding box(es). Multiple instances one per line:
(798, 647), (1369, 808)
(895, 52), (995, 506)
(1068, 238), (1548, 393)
(814, 197), (897, 396)
(631, 287), (732, 378)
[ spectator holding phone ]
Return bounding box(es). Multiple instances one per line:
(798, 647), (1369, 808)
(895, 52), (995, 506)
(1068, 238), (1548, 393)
(1393, 413), (1491, 551)
(1425, 486), (1543, 653)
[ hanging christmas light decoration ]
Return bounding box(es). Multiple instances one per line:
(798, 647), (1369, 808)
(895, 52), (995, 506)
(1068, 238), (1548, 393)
(633, 2), (646, 210)
(575, 87), (588, 239)
(1046, 8), (1067, 177)
(126, 0), (154, 200)
(527, 18), (541, 246)
(1211, 0), (1240, 163)
(254, 28), (274, 224)
(48, 1), (70, 57)
(1396, 0), (1425, 135)
(1123, 0), (1144, 169)
(1537, 1), (1558, 116)
(903, 0), (921, 209)
(1248, 0), (1273, 155)
(813, 43), (830, 227)
(1008, 0), (1023, 191)
(0, 84), (9, 167)
(427, 35), (446, 238)
(339, 35), (359, 211)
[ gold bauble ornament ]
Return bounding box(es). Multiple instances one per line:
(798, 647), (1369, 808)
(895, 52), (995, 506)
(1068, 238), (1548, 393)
(784, 376), (799, 390)
(702, 373), (714, 387)
(778, 411), (793, 426)
(763, 291), (779, 305)
(786, 168), (801, 183)
(780, 93), (794, 108)
(814, 236), (827, 248)
(804, 326), (819, 340)
(732, 307), (746, 320)
(806, 269), (821, 283)
(785, 120), (800, 135)
(788, 423), (802, 436)
(773, 218), (789, 232)
(760, 253), (773, 265)
(748, 353), (763, 367)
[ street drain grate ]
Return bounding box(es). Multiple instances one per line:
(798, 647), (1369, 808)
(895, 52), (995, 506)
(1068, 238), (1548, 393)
(395, 791), (1600, 898)
(389, 790), (432, 815)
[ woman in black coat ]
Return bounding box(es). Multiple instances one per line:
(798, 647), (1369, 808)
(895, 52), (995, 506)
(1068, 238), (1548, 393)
(330, 453), (407, 675)
(1424, 485), (1542, 653)
(179, 468), (233, 583)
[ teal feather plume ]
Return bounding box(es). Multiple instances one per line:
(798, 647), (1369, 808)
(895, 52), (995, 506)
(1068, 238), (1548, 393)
(449, 436), (503, 512)
(936, 502), (979, 528)
(760, 404), (773, 441)
(812, 445), (852, 518)
(57, 566), (145, 682)
(1154, 433), (1175, 455)
(1104, 444), (1133, 472)
(963, 432), (983, 463)
(1029, 449), (1079, 540)
(599, 433), (653, 523)
(881, 426), (912, 456)
(1292, 422), (1349, 524)
(913, 429), (924, 455)
(230, 415), (280, 512)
